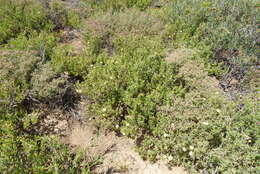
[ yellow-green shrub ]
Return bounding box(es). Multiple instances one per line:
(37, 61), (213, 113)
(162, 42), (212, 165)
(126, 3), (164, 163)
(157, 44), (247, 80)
(0, 0), (81, 44)
(84, 0), (152, 11)
(80, 36), (186, 136)
(0, 0), (53, 44)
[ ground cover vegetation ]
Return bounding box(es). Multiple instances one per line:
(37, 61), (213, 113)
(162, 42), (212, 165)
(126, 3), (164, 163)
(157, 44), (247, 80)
(0, 0), (96, 173)
(0, 0), (259, 173)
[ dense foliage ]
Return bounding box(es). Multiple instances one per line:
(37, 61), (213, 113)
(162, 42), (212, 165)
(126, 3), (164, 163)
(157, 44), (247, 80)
(0, 0), (259, 173)
(78, 0), (259, 173)
(0, 51), (96, 174)
(167, 0), (259, 78)
(0, 1), (93, 174)
(84, 0), (153, 11)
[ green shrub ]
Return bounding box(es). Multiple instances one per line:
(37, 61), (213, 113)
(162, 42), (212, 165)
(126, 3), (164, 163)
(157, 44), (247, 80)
(80, 36), (186, 137)
(84, 8), (164, 57)
(46, 0), (81, 30)
(84, 0), (152, 11)
(67, 10), (82, 29)
(1, 1), (258, 173)
(51, 44), (90, 78)
(7, 31), (57, 59)
(0, 0), (53, 44)
(0, 0), (81, 44)
(0, 50), (75, 109)
(135, 57), (260, 172)
(167, 0), (259, 77)
(0, 50), (40, 107)
(0, 1), (94, 173)
(0, 50), (96, 174)
(134, 57), (260, 173)
(80, 33), (259, 172)
(137, 94), (259, 173)
(0, 111), (97, 174)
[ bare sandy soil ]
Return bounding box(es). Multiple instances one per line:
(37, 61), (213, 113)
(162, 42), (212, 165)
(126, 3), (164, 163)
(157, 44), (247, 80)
(62, 120), (187, 174)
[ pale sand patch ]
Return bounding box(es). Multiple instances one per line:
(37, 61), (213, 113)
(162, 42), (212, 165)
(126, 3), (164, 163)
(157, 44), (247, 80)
(165, 48), (195, 64)
(62, 120), (187, 174)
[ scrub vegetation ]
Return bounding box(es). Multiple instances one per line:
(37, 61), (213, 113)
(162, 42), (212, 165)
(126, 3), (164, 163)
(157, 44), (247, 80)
(0, 0), (259, 173)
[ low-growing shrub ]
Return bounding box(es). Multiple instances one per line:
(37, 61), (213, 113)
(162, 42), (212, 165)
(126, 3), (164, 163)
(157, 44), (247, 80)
(84, 8), (164, 57)
(0, 50), (97, 174)
(45, 0), (81, 30)
(80, 36), (186, 137)
(137, 94), (259, 173)
(0, 50), (78, 110)
(167, 0), (259, 79)
(0, 50), (40, 108)
(80, 33), (259, 172)
(87, 8), (164, 37)
(51, 44), (90, 78)
(84, 0), (152, 11)
(0, 0), (53, 44)
(0, 0), (81, 44)
(0, 1), (95, 173)
(0, 110), (97, 174)
(136, 58), (260, 173)
(7, 31), (57, 59)
(1, 1), (258, 173)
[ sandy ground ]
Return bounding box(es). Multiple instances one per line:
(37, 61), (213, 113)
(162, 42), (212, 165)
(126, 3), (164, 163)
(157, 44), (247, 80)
(62, 120), (187, 174)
